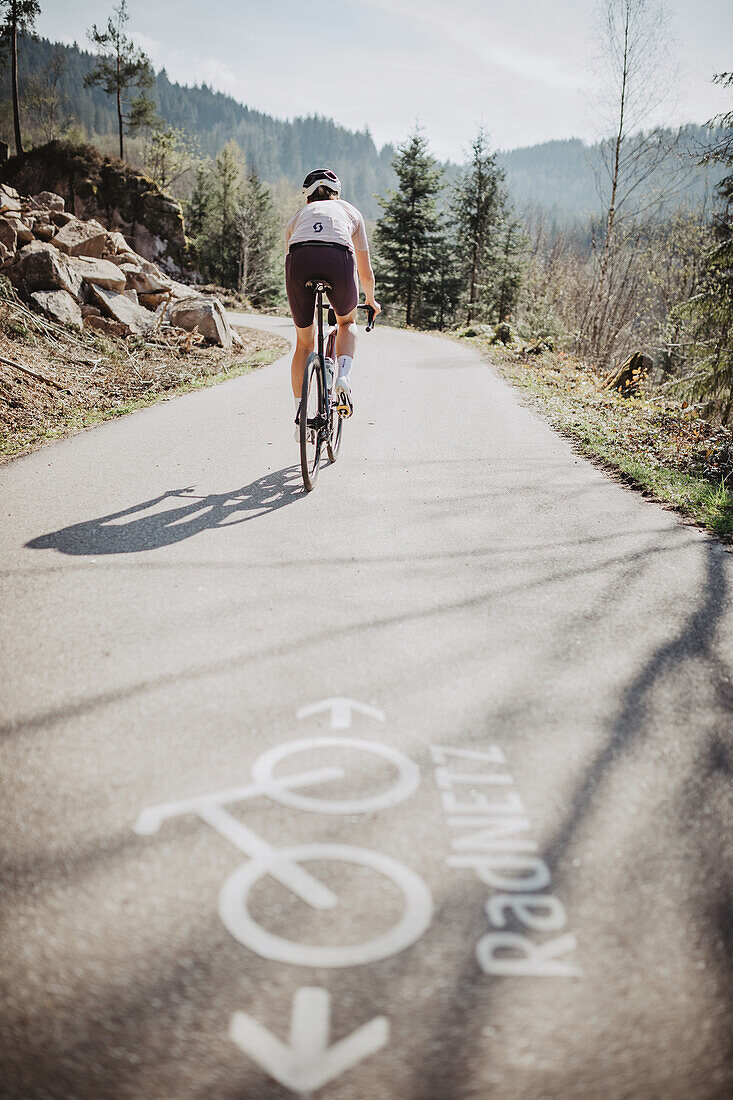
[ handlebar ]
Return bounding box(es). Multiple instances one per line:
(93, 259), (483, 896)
(358, 304), (377, 332)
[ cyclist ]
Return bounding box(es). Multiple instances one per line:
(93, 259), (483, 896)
(285, 169), (380, 435)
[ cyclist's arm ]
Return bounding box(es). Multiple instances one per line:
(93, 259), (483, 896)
(355, 247), (381, 313)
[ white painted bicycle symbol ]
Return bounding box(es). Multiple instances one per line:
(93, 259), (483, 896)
(134, 737), (433, 967)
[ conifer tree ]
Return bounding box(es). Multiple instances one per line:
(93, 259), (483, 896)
(209, 140), (245, 288)
(238, 168), (279, 306)
(679, 73), (733, 422)
(451, 128), (508, 324)
(83, 0), (154, 160)
(375, 130), (444, 327)
(494, 219), (526, 323)
(0, 0), (40, 155)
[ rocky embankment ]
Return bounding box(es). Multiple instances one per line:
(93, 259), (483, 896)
(0, 183), (238, 349)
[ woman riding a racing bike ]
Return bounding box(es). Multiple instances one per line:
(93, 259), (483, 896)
(284, 169), (381, 432)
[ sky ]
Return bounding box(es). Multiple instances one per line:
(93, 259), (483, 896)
(36, 0), (733, 161)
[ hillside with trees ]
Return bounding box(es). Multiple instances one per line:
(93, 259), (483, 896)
(0, 32), (723, 223)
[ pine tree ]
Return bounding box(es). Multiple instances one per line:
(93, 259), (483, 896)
(0, 0), (40, 154)
(494, 218), (526, 323)
(375, 130), (444, 327)
(238, 168), (279, 306)
(209, 140), (245, 287)
(679, 73), (733, 422)
(185, 162), (211, 239)
(83, 0), (154, 160)
(451, 129), (508, 324)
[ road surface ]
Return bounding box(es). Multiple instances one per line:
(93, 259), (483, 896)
(1, 316), (732, 1099)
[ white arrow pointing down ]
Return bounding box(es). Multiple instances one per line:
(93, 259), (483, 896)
(229, 987), (389, 1094)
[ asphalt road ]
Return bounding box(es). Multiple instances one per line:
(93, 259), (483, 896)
(1, 315), (732, 1100)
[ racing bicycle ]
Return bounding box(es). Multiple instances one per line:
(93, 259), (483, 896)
(299, 281), (375, 492)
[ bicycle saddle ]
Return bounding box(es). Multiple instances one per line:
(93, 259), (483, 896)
(305, 279), (332, 292)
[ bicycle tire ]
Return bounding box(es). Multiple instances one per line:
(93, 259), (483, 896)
(324, 329), (342, 463)
(300, 352), (323, 492)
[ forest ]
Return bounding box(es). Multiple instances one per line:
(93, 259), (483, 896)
(0, 0), (732, 476)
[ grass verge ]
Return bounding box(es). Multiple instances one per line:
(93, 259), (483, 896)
(469, 337), (733, 541)
(0, 302), (288, 462)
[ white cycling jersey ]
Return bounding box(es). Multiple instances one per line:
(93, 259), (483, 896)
(285, 198), (369, 253)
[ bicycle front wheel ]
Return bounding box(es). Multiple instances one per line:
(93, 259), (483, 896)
(300, 353), (323, 492)
(326, 398), (343, 463)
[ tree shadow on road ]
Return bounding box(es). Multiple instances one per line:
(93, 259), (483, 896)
(24, 465), (303, 555)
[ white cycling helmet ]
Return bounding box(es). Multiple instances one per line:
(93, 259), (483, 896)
(302, 168), (342, 198)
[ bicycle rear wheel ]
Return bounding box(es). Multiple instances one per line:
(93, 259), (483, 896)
(300, 352), (323, 492)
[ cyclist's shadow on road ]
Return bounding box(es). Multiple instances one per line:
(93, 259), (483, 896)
(26, 465), (303, 556)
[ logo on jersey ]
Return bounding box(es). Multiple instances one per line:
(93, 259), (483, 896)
(313, 222), (324, 233)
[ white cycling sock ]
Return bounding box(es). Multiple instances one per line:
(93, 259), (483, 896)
(337, 355), (353, 381)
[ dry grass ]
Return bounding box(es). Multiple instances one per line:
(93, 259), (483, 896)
(0, 291), (288, 461)
(466, 335), (733, 541)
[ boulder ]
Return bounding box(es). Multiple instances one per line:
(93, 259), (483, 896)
(107, 230), (137, 256)
(138, 290), (169, 311)
(0, 183), (21, 215)
(0, 216), (17, 254)
(30, 289), (83, 330)
(168, 296), (234, 349)
(88, 283), (154, 335)
(51, 210), (74, 227)
(33, 220), (57, 242)
(81, 304), (101, 318)
(124, 266), (169, 295)
(27, 191), (65, 213)
(52, 217), (108, 258)
(68, 255), (127, 292)
(2, 256), (23, 288)
(5, 215), (33, 244)
(84, 314), (131, 338)
(19, 241), (83, 299)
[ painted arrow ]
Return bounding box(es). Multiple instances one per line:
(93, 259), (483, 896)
(296, 697), (385, 730)
(229, 987), (389, 1094)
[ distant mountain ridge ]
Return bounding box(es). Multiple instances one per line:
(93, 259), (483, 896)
(0, 35), (722, 223)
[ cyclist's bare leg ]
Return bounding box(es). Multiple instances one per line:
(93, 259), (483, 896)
(334, 308), (358, 361)
(334, 308), (357, 417)
(291, 322), (316, 399)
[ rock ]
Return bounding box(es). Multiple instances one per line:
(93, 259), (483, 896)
(2, 256), (23, 288)
(6, 215), (33, 244)
(19, 241), (83, 299)
(0, 183), (21, 215)
(124, 266), (169, 295)
(33, 220), (57, 242)
(0, 216), (17, 254)
(0, 240), (13, 264)
(53, 217), (108, 258)
(168, 296), (233, 348)
(51, 211), (74, 227)
(81, 304), (101, 318)
(138, 290), (169, 310)
(27, 191), (65, 213)
(107, 230), (137, 256)
(167, 279), (196, 300)
(83, 314), (131, 338)
(122, 289), (139, 303)
(30, 289), (83, 330)
(68, 255), (127, 292)
(88, 283), (154, 335)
